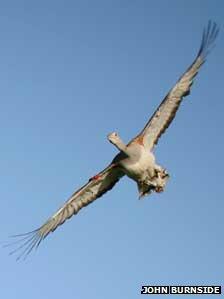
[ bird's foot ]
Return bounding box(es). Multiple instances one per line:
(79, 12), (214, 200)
(138, 169), (169, 198)
(138, 179), (156, 199)
(154, 169), (169, 193)
(154, 167), (169, 179)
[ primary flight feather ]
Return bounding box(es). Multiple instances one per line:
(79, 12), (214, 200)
(8, 21), (219, 260)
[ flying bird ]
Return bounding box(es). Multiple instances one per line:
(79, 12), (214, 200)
(8, 21), (219, 259)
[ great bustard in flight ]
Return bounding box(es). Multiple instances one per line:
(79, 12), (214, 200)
(8, 21), (219, 259)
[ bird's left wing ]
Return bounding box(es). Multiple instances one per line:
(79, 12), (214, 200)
(8, 164), (124, 260)
(132, 21), (219, 151)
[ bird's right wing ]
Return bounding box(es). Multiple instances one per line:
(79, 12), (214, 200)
(8, 164), (124, 260)
(131, 21), (219, 151)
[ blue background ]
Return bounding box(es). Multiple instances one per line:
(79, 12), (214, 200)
(0, 1), (223, 298)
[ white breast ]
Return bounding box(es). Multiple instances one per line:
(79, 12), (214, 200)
(122, 147), (156, 180)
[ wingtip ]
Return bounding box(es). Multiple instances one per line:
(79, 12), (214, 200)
(4, 229), (43, 261)
(198, 20), (220, 59)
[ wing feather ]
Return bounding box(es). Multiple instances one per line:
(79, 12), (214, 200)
(7, 164), (124, 260)
(136, 21), (219, 150)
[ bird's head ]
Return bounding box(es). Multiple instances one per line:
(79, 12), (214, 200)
(107, 132), (121, 145)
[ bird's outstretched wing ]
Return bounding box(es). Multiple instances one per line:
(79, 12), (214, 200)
(7, 164), (124, 260)
(134, 21), (219, 151)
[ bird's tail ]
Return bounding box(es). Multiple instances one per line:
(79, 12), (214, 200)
(137, 182), (155, 199)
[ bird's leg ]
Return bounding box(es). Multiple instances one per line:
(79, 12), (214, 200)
(154, 165), (169, 179)
(154, 165), (163, 176)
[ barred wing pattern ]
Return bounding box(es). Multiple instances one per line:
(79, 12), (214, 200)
(137, 21), (219, 151)
(9, 164), (124, 260)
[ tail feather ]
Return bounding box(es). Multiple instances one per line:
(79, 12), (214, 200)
(138, 182), (155, 199)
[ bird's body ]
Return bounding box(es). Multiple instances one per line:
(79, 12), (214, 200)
(112, 140), (168, 196)
(119, 144), (156, 180)
(8, 21), (219, 260)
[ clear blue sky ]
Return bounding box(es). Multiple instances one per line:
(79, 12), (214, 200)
(0, 1), (223, 298)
